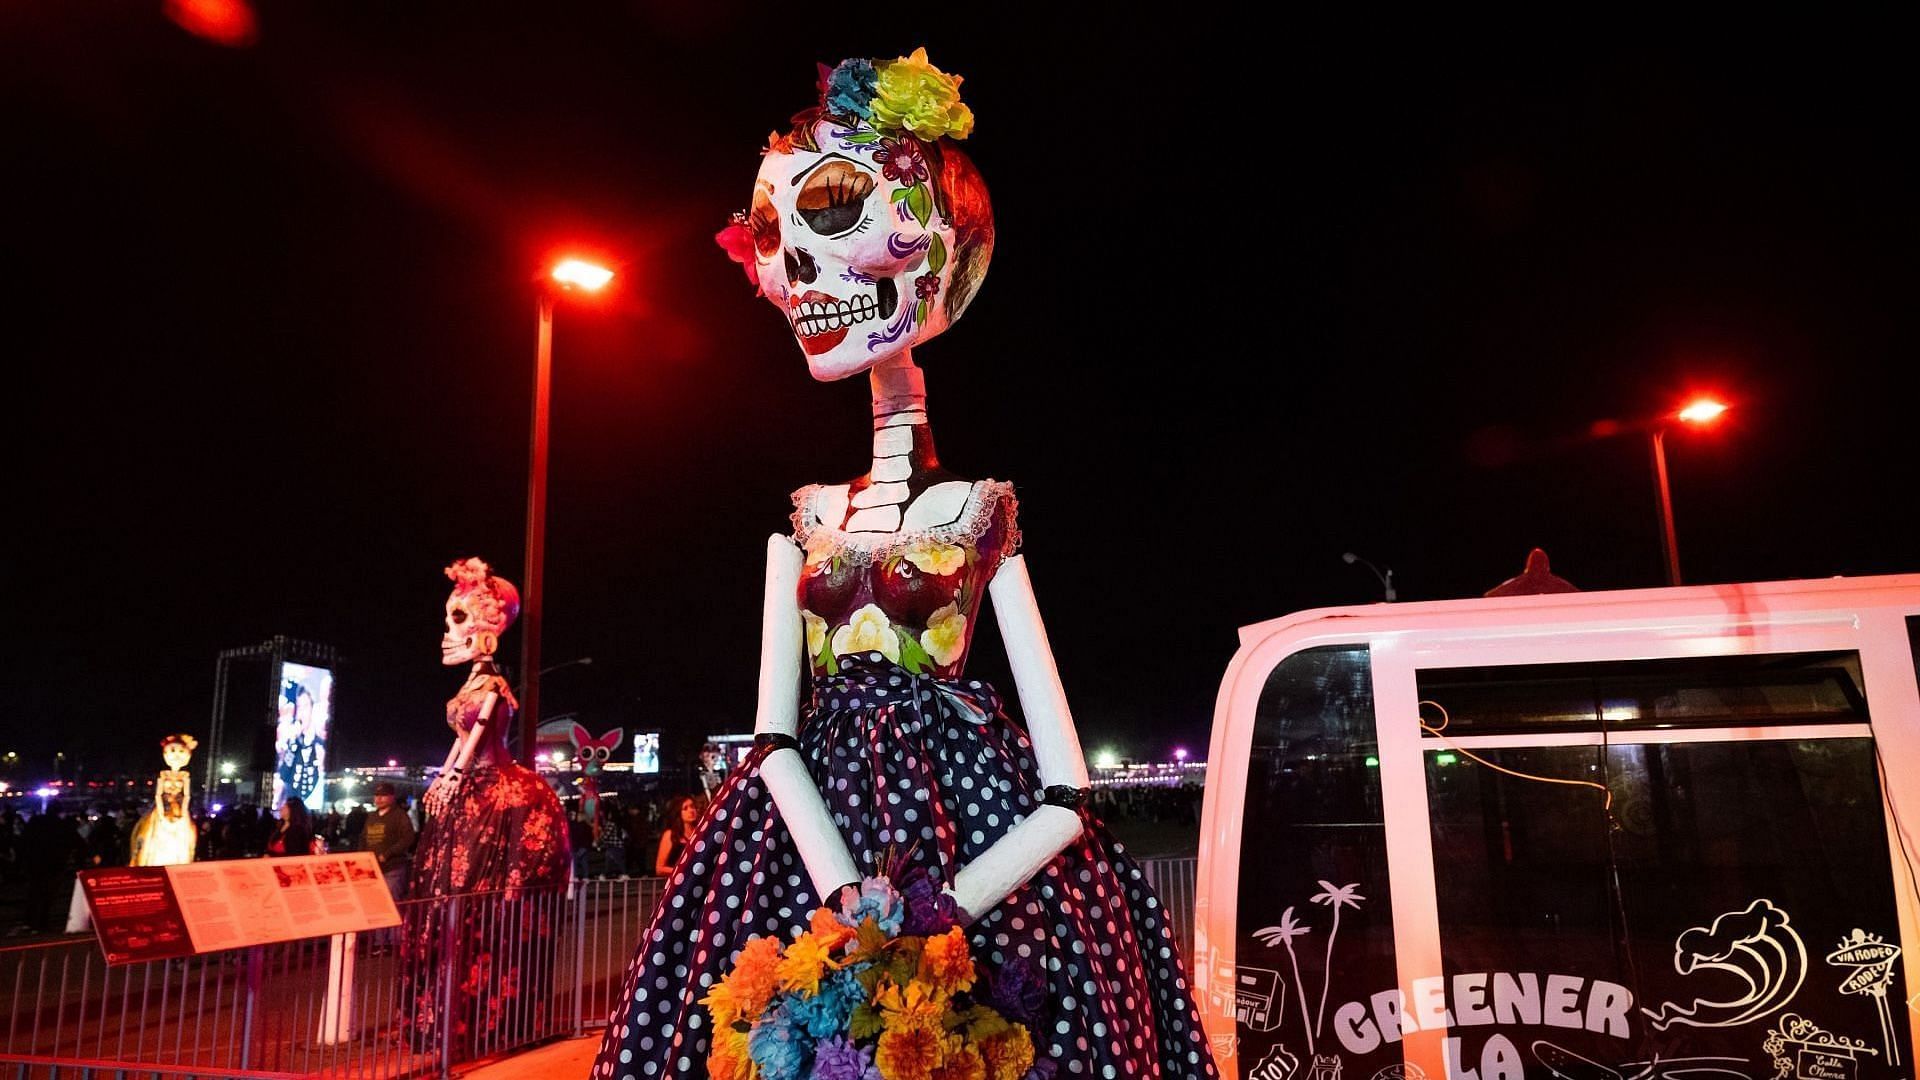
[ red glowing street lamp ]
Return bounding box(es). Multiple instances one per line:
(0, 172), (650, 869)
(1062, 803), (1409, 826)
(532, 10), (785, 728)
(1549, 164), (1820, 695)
(520, 257), (614, 767)
(1650, 396), (1728, 587)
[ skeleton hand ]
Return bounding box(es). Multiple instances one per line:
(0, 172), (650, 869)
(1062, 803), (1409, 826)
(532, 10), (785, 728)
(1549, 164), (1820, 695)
(424, 768), (463, 816)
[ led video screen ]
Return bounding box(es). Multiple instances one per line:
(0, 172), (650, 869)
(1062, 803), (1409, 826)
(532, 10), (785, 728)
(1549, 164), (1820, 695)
(633, 732), (660, 774)
(272, 662), (332, 812)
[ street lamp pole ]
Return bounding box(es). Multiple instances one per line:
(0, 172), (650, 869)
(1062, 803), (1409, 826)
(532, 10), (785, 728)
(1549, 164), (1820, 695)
(520, 291), (555, 768)
(1649, 427), (1683, 587)
(516, 259), (614, 767)
(1342, 552), (1397, 601)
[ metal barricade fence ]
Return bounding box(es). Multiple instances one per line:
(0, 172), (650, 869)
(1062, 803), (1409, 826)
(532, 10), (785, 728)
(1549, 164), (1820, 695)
(2, 859), (1191, 1079)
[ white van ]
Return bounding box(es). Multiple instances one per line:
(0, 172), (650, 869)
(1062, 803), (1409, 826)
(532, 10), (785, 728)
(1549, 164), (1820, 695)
(1197, 575), (1920, 1080)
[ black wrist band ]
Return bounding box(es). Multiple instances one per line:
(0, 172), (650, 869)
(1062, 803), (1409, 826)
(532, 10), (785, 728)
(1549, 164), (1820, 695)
(1041, 785), (1090, 809)
(755, 732), (801, 753)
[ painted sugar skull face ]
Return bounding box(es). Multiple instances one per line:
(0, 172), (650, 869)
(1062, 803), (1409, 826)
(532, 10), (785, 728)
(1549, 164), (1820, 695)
(750, 116), (990, 380)
(161, 737), (194, 772)
(441, 558), (519, 666)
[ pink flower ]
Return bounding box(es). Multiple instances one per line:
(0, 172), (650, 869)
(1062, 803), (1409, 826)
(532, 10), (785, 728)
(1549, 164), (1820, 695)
(713, 220), (762, 295)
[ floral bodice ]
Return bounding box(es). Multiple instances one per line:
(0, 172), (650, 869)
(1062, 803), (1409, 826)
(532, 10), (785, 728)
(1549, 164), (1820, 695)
(792, 479), (1020, 680)
(446, 668), (515, 737)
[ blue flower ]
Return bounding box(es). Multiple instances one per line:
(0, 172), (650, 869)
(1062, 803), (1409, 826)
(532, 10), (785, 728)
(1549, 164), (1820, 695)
(823, 58), (878, 120)
(786, 969), (858, 1039)
(748, 1003), (812, 1080)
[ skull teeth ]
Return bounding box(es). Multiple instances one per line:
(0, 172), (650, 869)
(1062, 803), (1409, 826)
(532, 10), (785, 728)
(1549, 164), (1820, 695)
(795, 293), (883, 337)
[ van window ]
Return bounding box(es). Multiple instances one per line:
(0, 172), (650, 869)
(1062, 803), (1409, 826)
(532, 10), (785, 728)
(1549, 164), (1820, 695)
(1234, 645), (1402, 1076)
(1415, 652), (1865, 737)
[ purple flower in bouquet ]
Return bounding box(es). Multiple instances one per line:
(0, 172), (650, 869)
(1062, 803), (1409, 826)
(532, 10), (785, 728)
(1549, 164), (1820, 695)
(985, 955), (1048, 1028)
(1022, 1061), (1059, 1080)
(898, 867), (961, 935)
(748, 1003), (811, 1080)
(809, 1034), (880, 1080)
(836, 877), (904, 936)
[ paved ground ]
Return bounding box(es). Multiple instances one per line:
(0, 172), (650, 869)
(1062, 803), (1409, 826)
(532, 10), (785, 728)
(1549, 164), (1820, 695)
(464, 1034), (600, 1079)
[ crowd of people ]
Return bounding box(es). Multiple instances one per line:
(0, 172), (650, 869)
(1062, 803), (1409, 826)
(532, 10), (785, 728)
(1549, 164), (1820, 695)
(0, 784), (710, 936)
(0, 778), (1204, 937)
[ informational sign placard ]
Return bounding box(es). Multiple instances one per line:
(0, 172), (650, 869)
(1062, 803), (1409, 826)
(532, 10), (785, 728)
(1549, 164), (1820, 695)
(77, 866), (194, 965)
(81, 852), (400, 965)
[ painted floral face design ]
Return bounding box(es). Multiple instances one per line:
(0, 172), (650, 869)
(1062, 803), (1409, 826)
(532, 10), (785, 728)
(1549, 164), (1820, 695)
(752, 117), (960, 380)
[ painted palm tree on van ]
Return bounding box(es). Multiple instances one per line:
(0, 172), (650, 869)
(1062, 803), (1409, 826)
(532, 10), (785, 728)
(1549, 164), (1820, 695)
(1253, 881), (1366, 1055)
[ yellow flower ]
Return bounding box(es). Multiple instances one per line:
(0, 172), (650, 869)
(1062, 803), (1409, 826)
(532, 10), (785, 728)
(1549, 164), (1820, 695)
(775, 931), (841, 996)
(917, 925), (977, 996)
(832, 603), (901, 663)
(919, 603), (968, 667)
(875, 1026), (942, 1080)
(871, 48), (975, 141)
(707, 1023), (754, 1080)
(699, 979), (743, 1030)
(902, 540), (965, 577)
(802, 610), (827, 658)
(979, 1025), (1035, 1080)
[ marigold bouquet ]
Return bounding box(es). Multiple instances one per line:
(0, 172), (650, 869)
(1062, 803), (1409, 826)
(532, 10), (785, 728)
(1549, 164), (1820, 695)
(703, 870), (1042, 1080)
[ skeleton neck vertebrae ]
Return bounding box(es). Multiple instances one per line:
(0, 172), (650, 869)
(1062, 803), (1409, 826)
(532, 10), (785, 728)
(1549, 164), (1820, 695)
(844, 351), (950, 533)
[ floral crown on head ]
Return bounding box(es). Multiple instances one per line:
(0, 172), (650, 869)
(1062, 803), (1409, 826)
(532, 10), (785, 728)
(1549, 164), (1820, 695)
(810, 47), (973, 145)
(444, 556), (493, 593)
(717, 48), (973, 290)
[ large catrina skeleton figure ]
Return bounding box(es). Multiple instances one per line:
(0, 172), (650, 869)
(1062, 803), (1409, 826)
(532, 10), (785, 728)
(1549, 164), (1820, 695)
(401, 559), (568, 1055)
(424, 557), (520, 816)
(408, 558), (568, 896)
(595, 51), (1217, 1079)
(130, 734), (197, 867)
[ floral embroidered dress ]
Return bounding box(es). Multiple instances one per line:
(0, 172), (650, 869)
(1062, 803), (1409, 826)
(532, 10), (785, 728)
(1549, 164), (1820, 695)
(593, 480), (1217, 1079)
(401, 678), (570, 1056)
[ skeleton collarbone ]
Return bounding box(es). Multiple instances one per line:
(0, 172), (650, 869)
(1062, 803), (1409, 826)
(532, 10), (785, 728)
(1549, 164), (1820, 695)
(829, 477), (973, 535)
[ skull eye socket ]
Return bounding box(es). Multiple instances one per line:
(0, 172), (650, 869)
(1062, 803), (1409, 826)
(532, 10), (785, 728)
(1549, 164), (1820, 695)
(796, 160), (875, 236)
(750, 187), (780, 259)
(450, 609), (467, 625)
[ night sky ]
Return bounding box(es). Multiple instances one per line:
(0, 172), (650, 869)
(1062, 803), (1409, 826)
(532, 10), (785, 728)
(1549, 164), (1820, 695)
(7, 9), (1917, 779)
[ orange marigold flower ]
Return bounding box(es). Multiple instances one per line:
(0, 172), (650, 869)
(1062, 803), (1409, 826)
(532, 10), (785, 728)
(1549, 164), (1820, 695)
(875, 1025), (942, 1080)
(918, 926), (977, 996)
(727, 936), (784, 1016)
(930, 1037), (986, 1080)
(776, 931), (842, 996)
(978, 1025), (1035, 1080)
(810, 906), (857, 951)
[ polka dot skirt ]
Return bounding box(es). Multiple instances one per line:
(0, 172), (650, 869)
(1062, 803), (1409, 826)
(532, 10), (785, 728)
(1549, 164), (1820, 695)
(592, 654), (1218, 1079)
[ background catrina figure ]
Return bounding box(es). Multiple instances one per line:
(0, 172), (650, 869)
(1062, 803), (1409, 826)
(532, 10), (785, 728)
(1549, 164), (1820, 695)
(129, 734), (198, 867)
(593, 51), (1217, 1079)
(399, 558), (570, 1054)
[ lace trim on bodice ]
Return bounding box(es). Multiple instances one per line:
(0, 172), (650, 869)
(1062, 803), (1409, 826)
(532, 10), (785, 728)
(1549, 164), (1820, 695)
(790, 478), (1021, 568)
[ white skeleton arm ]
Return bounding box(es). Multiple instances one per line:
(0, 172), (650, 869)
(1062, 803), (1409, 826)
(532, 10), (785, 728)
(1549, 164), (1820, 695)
(755, 535), (861, 899)
(946, 554), (1089, 922)
(425, 685), (498, 816)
